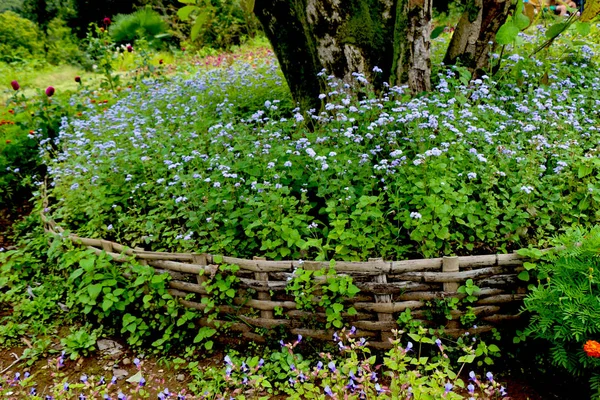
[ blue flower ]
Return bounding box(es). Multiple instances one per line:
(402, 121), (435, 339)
(258, 358), (264, 368)
(63, 382), (69, 391)
(324, 385), (333, 397)
(375, 383), (384, 394)
(370, 372), (378, 382)
(139, 377), (146, 387)
(118, 393), (126, 400)
(134, 358), (141, 368)
(316, 361), (323, 370)
(445, 382), (453, 393)
(406, 341), (413, 351)
(468, 383), (475, 393)
(224, 355), (232, 365)
(80, 374), (88, 383)
(486, 372), (494, 382)
(30, 387), (36, 395)
(328, 361), (336, 372)
(288, 377), (296, 386)
(333, 332), (339, 341)
(349, 326), (357, 335)
(297, 334), (302, 343)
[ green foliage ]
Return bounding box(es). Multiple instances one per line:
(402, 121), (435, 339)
(110, 7), (170, 47)
(178, 0), (261, 49)
(60, 324), (99, 359)
(520, 226), (600, 393)
(286, 264), (360, 329)
(0, 11), (45, 62)
(45, 17), (84, 65)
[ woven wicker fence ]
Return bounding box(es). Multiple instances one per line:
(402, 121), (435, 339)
(42, 214), (529, 349)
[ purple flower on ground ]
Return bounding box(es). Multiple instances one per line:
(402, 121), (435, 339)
(486, 372), (494, 382)
(224, 355), (232, 365)
(445, 382), (453, 393)
(297, 334), (302, 343)
(111, 376), (117, 384)
(45, 86), (55, 97)
(79, 394), (86, 400)
(63, 382), (69, 391)
(324, 385), (333, 397)
(316, 361), (323, 370)
(225, 367), (232, 377)
(349, 326), (357, 335)
(98, 376), (105, 385)
(500, 386), (507, 396)
(14, 372), (20, 381)
(24, 372), (30, 379)
(30, 387), (36, 395)
(468, 383), (475, 393)
(328, 361), (336, 372)
(80, 374), (88, 383)
(134, 358), (141, 368)
(139, 377), (146, 387)
(375, 383), (384, 394)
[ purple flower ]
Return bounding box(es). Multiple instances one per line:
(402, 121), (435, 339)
(406, 341), (413, 351)
(111, 376), (118, 384)
(316, 361), (323, 370)
(14, 372), (20, 381)
(241, 362), (249, 372)
(445, 382), (453, 393)
(24, 372), (30, 379)
(333, 332), (339, 342)
(346, 378), (357, 392)
(63, 382), (69, 391)
(297, 334), (302, 343)
(500, 386), (507, 396)
(375, 383), (383, 394)
(280, 340), (285, 347)
(324, 385), (333, 397)
(79, 394), (86, 400)
(486, 372), (494, 382)
(80, 374), (88, 383)
(45, 86), (55, 97)
(139, 377), (146, 387)
(298, 372), (306, 382)
(370, 371), (378, 382)
(126, 45), (133, 53)
(225, 367), (232, 377)
(328, 361), (336, 372)
(349, 326), (357, 335)
(30, 387), (36, 395)
(469, 371), (477, 381)
(118, 393), (126, 400)
(258, 358), (264, 368)
(134, 358), (141, 368)
(468, 383), (475, 393)
(10, 80), (19, 90)
(103, 17), (111, 25)
(98, 376), (106, 385)
(288, 377), (296, 386)
(290, 363), (296, 371)
(224, 355), (232, 365)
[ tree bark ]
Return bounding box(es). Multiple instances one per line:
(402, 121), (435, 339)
(444, 0), (511, 76)
(254, 0), (433, 108)
(254, 0), (325, 111)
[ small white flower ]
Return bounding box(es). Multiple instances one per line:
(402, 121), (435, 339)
(107, 224), (113, 230)
(306, 148), (316, 157)
(467, 172), (477, 180)
(520, 186), (534, 194)
(410, 212), (422, 219)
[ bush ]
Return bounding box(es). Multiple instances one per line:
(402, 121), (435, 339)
(45, 17), (84, 65)
(519, 226), (600, 396)
(0, 11), (45, 62)
(109, 6), (169, 48)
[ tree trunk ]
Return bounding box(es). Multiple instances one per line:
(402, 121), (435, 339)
(254, 0), (433, 109)
(444, 0), (511, 76)
(254, 0), (325, 111)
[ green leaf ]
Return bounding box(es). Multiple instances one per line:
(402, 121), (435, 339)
(496, 22), (520, 45)
(578, 165), (593, 178)
(177, 5), (196, 21)
(518, 270), (530, 281)
(430, 26), (445, 40)
(575, 22), (591, 36)
(332, 303), (344, 313)
(514, 12), (530, 30)
(88, 284), (103, 300)
(69, 268), (84, 281)
(191, 11), (209, 41)
(204, 340), (214, 350)
(546, 22), (568, 39)
(225, 288), (236, 298)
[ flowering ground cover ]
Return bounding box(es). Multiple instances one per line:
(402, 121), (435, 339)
(46, 28), (600, 261)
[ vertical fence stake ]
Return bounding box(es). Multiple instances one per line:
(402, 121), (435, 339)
(192, 254), (208, 300)
(443, 256), (460, 329)
(254, 256), (273, 320)
(371, 258), (394, 344)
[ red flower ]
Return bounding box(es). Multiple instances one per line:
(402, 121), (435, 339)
(45, 86), (55, 97)
(75, 76), (81, 83)
(159, 59), (163, 65)
(103, 17), (111, 26)
(126, 44), (133, 53)
(584, 341), (600, 358)
(10, 80), (19, 90)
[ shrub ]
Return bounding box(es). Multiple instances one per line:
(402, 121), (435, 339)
(109, 6), (169, 48)
(0, 11), (45, 62)
(519, 226), (600, 396)
(45, 17), (84, 65)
